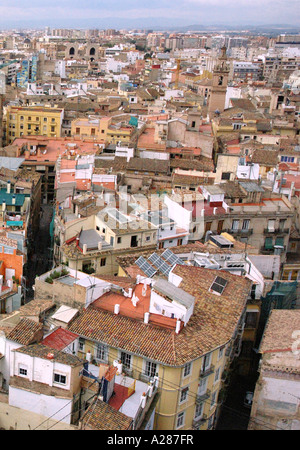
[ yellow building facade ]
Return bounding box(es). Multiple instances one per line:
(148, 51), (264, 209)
(76, 337), (228, 430)
(71, 116), (133, 145)
(6, 105), (64, 145)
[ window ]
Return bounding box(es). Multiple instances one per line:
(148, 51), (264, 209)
(201, 353), (212, 373)
(194, 402), (204, 419)
(146, 236), (151, 241)
(214, 368), (220, 383)
(100, 258), (106, 267)
(218, 346), (225, 360)
(180, 386), (189, 404)
(117, 236), (122, 244)
(242, 219), (250, 231)
(231, 219), (239, 231)
(279, 219), (285, 232)
(19, 365), (28, 377)
(176, 411), (185, 429)
(79, 338), (85, 352)
(95, 343), (108, 362)
(221, 172), (231, 180)
(54, 373), (67, 385)
(120, 351), (131, 369)
(268, 219), (275, 232)
(198, 377), (208, 395)
(183, 362), (192, 378)
(264, 237), (273, 250)
(144, 360), (157, 378)
(208, 413), (215, 429)
(210, 391), (217, 408)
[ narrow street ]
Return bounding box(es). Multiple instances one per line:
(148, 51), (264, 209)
(24, 204), (54, 303)
(216, 368), (259, 430)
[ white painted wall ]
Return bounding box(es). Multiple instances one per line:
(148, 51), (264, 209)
(9, 386), (74, 424)
(164, 196), (191, 231)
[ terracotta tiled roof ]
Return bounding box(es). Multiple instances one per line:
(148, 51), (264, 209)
(69, 266), (250, 366)
(81, 399), (132, 430)
(259, 310), (300, 354)
(251, 149), (279, 166)
(15, 343), (83, 366)
(170, 157), (214, 172)
(6, 318), (43, 345)
(19, 299), (55, 318)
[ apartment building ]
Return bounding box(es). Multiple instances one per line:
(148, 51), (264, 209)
(5, 105), (64, 145)
(165, 182), (294, 261)
(71, 116), (135, 145)
(56, 207), (157, 275)
(67, 263), (251, 430)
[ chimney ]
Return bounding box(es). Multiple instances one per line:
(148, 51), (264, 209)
(83, 244), (87, 254)
(144, 312), (150, 324)
(114, 304), (120, 314)
(98, 241), (102, 250)
(86, 350), (92, 362)
(12, 195), (16, 205)
(140, 393), (147, 409)
(2, 201), (6, 212)
(6, 181), (11, 194)
(148, 380), (154, 397)
(213, 207), (217, 215)
(175, 319), (181, 334)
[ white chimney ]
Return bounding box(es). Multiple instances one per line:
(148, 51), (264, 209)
(140, 393), (147, 409)
(175, 319), (181, 334)
(2, 201), (6, 212)
(144, 312), (150, 324)
(148, 380), (154, 397)
(142, 282), (147, 296)
(83, 244), (87, 254)
(114, 304), (120, 314)
(12, 196), (16, 205)
(6, 181), (11, 194)
(213, 207), (217, 215)
(116, 361), (123, 375)
(98, 241), (102, 250)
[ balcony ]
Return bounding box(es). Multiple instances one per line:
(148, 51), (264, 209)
(226, 228), (253, 237)
(199, 365), (215, 378)
(264, 228), (289, 234)
(192, 415), (207, 429)
(196, 389), (211, 403)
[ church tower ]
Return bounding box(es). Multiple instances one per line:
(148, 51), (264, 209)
(208, 46), (229, 116)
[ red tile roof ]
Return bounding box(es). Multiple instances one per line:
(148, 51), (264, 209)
(41, 327), (78, 350)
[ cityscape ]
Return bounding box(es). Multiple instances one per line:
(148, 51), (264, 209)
(0, 0), (299, 433)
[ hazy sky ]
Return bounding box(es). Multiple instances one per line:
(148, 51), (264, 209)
(0, 0), (299, 28)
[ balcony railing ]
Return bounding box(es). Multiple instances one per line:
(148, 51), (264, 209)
(192, 415), (207, 429)
(263, 228), (289, 234)
(199, 365), (215, 378)
(225, 228), (253, 236)
(196, 389), (211, 403)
